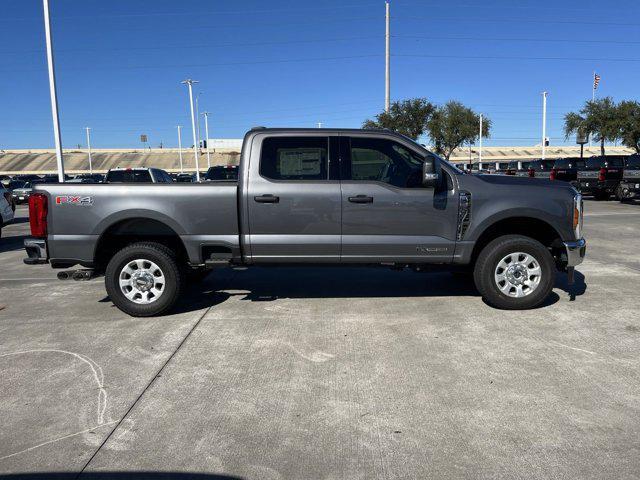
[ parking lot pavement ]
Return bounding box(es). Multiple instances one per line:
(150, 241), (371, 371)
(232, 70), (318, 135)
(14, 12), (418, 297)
(1, 201), (640, 479)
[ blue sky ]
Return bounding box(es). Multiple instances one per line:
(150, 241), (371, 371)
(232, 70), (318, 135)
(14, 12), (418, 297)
(1, 0), (639, 149)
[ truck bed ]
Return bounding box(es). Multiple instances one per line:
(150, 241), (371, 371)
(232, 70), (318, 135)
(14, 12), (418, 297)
(34, 182), (239, 266)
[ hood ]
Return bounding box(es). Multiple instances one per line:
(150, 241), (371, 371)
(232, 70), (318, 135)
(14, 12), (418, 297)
(460, 173), (577, 196)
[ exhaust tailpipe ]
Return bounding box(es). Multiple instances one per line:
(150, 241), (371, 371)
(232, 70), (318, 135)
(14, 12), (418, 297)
(72, 270), (94, 281)
(57, 271), (70, 280)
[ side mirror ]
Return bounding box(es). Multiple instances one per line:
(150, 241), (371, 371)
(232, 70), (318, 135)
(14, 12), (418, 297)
(422, 157), (439, 188)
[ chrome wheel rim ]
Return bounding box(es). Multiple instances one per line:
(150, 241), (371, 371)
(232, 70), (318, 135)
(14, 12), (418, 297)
(119, 259), (165, 304)
(494, 251), (541, 298)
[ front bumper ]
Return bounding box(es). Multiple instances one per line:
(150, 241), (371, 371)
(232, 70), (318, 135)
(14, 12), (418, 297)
(620, 181), (640, 198)
(563, 238), (586, 268)
(23, 238), (48, 265)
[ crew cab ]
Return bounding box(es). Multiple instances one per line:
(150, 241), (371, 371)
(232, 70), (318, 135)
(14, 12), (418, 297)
(551, 157), (585, 184)
(23, 128), (586, 316)
(576, 155), (625, 200)
(618, 154), (640, 201)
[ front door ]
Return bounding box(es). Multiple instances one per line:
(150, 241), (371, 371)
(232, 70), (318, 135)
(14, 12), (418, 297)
(246, 134), (342, 262)
(340, 135), (458, 263)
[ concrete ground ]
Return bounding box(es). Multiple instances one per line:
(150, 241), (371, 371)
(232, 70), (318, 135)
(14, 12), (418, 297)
(0, 200), (639, 479)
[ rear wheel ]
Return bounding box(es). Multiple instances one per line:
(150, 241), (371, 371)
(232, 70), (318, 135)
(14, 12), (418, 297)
(473, 235), (556, 310)
(105, 242), (182, 317)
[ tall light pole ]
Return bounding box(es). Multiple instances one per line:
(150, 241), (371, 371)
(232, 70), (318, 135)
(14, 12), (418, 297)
(43, 0), (65, 182)
(177, 125), (183, 173)
(385, 1), (390, 112)
(195, 92), (202, 151)
(202, 111), (211, 169)
(85, 127), (92, 173)
(181, 79), (200, 182)
(541, 91), (548, 160)
(478, 114), (483, 169)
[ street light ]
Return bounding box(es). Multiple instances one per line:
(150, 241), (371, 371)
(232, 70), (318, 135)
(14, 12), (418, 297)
(181, 78), (200, 182)
(196, 92), (202, 150)
(85, 127), (92, 173)
(202, 112), (211, 169)
(43, 0), (65, 182)
(177, 125), (183, 173)
(541, 91), (548, 160)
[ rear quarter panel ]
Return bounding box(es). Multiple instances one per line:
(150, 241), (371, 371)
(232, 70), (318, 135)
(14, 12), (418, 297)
(35, 183), (239, 265)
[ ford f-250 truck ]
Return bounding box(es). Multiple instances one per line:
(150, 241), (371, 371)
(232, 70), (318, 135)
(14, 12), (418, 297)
(23, 128), (586, 316)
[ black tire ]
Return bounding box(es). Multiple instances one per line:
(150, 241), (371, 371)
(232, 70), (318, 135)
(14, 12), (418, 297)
(105, 242), (183, 317)
(473, 235), (556, 310)
(615, 185), (624, 202)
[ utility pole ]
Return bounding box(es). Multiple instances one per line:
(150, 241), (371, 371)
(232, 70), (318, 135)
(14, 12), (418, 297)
(177, 125), (183, 173)
(541, 91), (548, 160)
(181, 79), (201, 182)
(385, 1), (390, 112)
(478, 114), (483, 169)
(85, 127), (92, 173)
(43, 0), (65, 182)
(202, 111), (211, 169)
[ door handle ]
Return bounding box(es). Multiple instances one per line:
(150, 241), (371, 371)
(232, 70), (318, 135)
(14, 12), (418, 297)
(254, 194), (279, 203)
(348, 195), (374, 204)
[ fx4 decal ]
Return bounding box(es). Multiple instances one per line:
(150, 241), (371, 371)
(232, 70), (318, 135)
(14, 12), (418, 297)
(55, 195), (94, 206)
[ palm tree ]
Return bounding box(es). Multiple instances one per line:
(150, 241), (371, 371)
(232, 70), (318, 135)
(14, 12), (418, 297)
(564, 97), (620, 156)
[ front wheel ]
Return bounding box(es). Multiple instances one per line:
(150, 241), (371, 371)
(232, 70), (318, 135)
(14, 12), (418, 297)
(105, 242), (183, 317)
(473, 235), (556, 310)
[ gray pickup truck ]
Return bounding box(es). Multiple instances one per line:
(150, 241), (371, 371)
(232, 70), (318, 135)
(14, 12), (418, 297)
(24, 128), (586, 316)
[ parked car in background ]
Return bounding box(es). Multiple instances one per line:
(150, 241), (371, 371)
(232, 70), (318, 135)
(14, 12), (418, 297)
(577, 155), (625, 200)
(11, 180), (43, 204)
(14, 174), (42, 183)
(617, 155), (640, 201)
(528, 159), (556, 179)
(205, 165), (239, 182)
(551, 157), (585, 184)
(174, 173), (196, 183)
(0, 183), (15, 238)
(105, 167), (173, 183)
(0, 175), (12, 188)
(74, 173), (104, 183)
(505, 161), (531, 176)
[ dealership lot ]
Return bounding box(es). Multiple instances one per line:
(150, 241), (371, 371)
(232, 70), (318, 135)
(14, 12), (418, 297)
(1, 201), (639, 479)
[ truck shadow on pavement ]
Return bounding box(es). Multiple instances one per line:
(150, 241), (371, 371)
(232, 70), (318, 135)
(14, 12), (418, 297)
(0, 234), (26, 253)
(172, 266), (587, 314)
(0, 473), (244, 480)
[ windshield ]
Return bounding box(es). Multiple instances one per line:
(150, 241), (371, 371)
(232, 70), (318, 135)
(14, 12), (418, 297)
(106, 170), (153, 183)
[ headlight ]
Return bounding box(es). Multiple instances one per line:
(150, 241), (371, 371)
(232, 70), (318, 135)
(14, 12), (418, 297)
(573, 193), (583, 239)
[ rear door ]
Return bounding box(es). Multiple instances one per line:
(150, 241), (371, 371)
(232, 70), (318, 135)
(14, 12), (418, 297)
(339, 135), (458, 263)
(246, 134), (342, 262)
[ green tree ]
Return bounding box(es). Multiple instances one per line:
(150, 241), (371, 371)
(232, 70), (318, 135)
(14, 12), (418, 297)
(425, 101), (491, 160)
(363, 98), (435, 140)
(618, 100), (640, 154)
(563, 97), (620, 156)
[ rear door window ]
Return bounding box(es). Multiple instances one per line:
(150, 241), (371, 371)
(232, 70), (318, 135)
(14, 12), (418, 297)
(260, 137), (329, 181)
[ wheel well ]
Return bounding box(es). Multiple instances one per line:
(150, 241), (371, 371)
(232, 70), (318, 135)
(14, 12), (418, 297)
(471, 217), (563, 265)
(94, 218), (188, 272)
